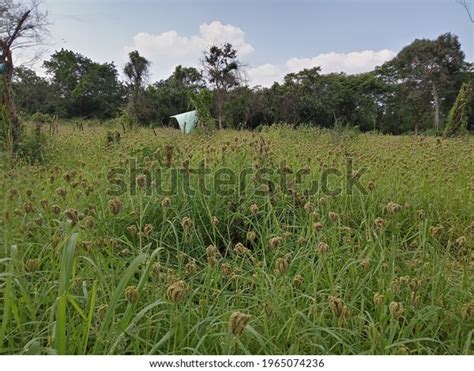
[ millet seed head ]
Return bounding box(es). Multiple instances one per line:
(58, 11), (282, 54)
(228, 311), (251, 336)
(275, 257), (289, 274)
(161, 196), (171, 208)
(250, 203), (259, 215)
(246, 231), (257, 243)
(389, 301), (404, 320)
(167, 280), (188, 303)
(206, 244), (219, 258)
(233, 242), (251, 256)
(317, 242), (330, 255)
(268, 236), (283, 249)
(124, 286), (139, 304)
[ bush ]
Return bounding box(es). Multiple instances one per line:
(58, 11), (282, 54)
(0, 105), (13, 154)
(106, 130), (121, 146)
(189, 90), (216, 133)
(16, 129), (49, 164)
(444, 82), (473, 137)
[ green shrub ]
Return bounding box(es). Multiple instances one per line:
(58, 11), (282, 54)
(189, 90), (216, 133)
(444, 82), (473, 137)
(106, 130), (121, 146)
(16, 129), (49, 164)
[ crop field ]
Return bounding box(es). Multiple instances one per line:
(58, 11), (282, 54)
(0, 125), (473, 355)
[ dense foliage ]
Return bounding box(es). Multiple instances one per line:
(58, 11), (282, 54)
(10, 33), (474, 134)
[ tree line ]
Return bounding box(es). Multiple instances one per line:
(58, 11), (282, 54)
(10, 33), (474, 135)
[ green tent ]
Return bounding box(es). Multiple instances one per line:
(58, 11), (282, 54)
(170, 110), (198, 134)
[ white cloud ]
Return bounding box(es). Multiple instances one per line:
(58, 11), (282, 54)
(286, 49), (397, 75)
(246, 64), (282, 87)
(248, 49), (396, 87)
(124, 21), (396, 87)
(124, 21), (254, 80)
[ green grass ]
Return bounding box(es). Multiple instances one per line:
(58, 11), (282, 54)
(0, 124), (472, 355)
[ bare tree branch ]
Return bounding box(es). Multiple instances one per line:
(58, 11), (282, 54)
(0, 0), (49, 146)
(0, 0), (49, 52)
(457, 0), (474, 22)
(7, 10), (31, 48)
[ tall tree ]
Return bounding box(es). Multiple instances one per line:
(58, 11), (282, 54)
(43, 49), (124, 118)
(12, 66), (53, 114)
(0, 0), (48, 144)
(124, 50), (150, 124)
(203, 43), (242, 129)
(379, 33), (467, 132)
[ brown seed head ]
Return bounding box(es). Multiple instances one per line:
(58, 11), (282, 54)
(250, 203), (259, 215)
(293, 274), (304, 288)
(455, 236), (467, 247)
(233, 242), (251, 256)
(56, 188), (67, 198)
(167, 280), (188, 303)
(206, 244), (219, 258)
(228, 311), (251, 336)
(373, 292), (384, 306)
(97, 304), (108, 321)
(24, 258), (41, 273)
(374, 217), (386, 230)
(417, 209), (425, 220)
(360, 258), (370, 271)
(313, 222), (324, 231)
(144, 224), (154, 237)
(328, 212), (339, 221)
(181, 217), (193, 232)
(385, 201), (402, 214)
(108, 198), (122, 215)
(124, 285), (139, 304)
(127, 225), (138, 236)
(246, 231), (257, 243)
(329, 296), (345, 318)
(64, 208), (79, 223)
(221, 263), (233, 277)
(40, 199), (49, 209)
(185, 261), (198, 275)
(136, 174), (147, 188)
(211, 216), (219, 226)
(268, 236), (283, 249)
(389, 301), (404, 320)
(304, 202), (315, 214)
(161, 197), (171, 208)
(317, 242), (330, 255)
(24, 202), (34, 214)
(51, 204), (61, 215)
(275, 257), (289, 274)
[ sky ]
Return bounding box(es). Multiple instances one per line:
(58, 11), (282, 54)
(28, 0), (474, 87)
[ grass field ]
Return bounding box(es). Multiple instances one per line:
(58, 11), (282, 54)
(0, 124), (473, 355)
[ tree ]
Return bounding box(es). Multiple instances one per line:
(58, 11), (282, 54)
(12, 66), (54, 114)
(69, 62), (124, 118)
(43, 49), (124, 118)
(145, 65), (204, 125)
(203, 43), (242, 129)
(0, 0), (48, 144)
(378, 33), (467, 132)
(124, 50), (150, 124)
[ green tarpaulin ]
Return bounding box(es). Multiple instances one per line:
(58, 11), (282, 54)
(170, 110), (198, 134)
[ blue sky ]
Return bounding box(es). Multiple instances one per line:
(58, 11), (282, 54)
(37, 0), (473, 86)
